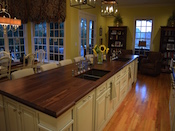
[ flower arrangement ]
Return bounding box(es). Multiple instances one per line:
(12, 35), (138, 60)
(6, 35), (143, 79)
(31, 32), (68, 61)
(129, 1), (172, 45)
(93, 44), (109, 64)
(93, 44), (109, 56)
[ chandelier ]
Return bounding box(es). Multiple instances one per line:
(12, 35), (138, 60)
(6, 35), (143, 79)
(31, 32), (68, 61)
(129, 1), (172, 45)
(0, 0), (21, 34)
(70, 0), (96, 9)
(101, 0), (118, 16)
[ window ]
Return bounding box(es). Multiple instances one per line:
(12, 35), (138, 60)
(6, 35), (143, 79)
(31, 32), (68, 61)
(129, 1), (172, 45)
(33, 22), (64, 62)
(0, 27), (4, 51)
(8, 25), (25, 59)
(49, 22), (64, 61)
(0, 25), (26, 60)
(79, 12), (96, 57)
(134, 19), (153, 54)
(34, 22), (47, 59)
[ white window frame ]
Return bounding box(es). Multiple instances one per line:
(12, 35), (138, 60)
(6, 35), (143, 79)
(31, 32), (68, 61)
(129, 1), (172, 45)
(79, 11), (97, 56)
(0, 24), (28, 59)
(133, 18), (154, 53)
(31, 22), (65, 63)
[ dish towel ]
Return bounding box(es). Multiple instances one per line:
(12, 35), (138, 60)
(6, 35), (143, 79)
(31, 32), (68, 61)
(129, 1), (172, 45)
(110, 82), (117, 100)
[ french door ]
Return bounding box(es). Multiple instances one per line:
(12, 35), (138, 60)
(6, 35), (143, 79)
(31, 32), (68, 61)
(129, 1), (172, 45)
(79, 12), (96, 57)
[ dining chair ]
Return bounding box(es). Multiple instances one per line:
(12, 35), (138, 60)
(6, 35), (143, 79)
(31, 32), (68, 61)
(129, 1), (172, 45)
(0, 56), (11, 79)
(73, 56), (84, 62)
(11, 68), (34, 80)
(40, 63), (58, 72)
(85, 54), (94, 60)
(0, 51), (10, 58)
(23, 53), (35, 68)
(35, 49), (45, 65)
(59, 59), (72, 66)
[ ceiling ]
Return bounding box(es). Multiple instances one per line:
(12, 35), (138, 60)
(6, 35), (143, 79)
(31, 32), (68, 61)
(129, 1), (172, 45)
(97, 0), (175, 6)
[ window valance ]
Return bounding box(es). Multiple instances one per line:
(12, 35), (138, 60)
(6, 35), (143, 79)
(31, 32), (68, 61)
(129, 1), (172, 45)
(8, 0), (66, 24)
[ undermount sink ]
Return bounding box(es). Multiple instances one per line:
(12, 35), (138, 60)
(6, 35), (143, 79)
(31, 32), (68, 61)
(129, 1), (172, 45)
(75, 69), (110, 81)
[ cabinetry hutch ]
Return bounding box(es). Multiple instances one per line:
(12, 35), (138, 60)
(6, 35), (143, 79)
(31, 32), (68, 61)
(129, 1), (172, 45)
(160, 26), (175, 73)
(108, 26), (127, 55)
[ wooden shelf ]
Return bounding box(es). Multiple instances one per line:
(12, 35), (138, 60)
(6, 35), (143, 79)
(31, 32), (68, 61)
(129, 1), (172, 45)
(108, 26), (127, 55)
(160, 26), (175, 73)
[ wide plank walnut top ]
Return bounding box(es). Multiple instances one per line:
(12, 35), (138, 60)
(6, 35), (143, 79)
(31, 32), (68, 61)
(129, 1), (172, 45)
(0, 55), (138, 118)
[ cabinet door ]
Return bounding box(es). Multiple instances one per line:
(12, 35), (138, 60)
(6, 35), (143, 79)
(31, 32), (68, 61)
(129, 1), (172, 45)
(4, 98), (20, 131)
(114, 79), (120, 108)
(20, 105), (37, 131)
(75, 91), (95, 131)
(0, 95), (6, 131)
(95, 91), (106, 131)
(106, 88), (113, 120)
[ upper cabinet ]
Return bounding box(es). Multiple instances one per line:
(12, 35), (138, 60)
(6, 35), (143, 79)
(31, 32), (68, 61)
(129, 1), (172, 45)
(160, 26), (175, 73)
(108, 26), (127, 55)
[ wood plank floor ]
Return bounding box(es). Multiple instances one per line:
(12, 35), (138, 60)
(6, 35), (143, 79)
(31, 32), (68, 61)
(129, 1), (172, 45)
(104, 73), (171, 131)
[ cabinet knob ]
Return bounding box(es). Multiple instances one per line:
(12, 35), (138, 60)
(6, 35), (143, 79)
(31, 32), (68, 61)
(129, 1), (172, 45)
(13, 109), (17, 112)
(18, 111), (21, 115)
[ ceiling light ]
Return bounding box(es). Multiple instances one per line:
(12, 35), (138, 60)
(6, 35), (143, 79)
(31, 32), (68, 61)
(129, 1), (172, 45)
(101, 0), (118, 17)
(70, 0), (96, 9)
(0, 1), (21, 34)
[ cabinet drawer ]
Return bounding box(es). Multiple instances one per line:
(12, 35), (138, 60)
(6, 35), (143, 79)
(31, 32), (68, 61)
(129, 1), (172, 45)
(121, 67), (127, 76)
(120, 75), (127, 89)
(96, 82), (107, 98)
(115, 71), (121, 81)
(106, 77), (114, 89)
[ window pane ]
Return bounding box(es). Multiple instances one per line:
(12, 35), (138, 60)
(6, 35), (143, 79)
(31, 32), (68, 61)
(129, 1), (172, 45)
(136, 20), (141, 26)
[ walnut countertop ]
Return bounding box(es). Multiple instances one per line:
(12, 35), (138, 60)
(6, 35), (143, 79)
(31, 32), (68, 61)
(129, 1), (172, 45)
(0, 55), (138, 118)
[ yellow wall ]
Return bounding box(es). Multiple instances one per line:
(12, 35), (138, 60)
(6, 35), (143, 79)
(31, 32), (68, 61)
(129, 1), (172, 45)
(106, 5), (175, 52)
(27, 3), (175, 59)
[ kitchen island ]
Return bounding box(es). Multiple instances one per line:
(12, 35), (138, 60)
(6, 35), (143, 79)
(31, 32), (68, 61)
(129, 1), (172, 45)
(0, 55), (138, 131)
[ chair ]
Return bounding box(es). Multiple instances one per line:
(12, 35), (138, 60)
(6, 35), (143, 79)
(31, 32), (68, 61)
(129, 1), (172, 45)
(59, 59), (72, 66)
(140, 51), (162, 76)
(0, 56), (11, 79)
(85, 54), (94, 60)
(0, 51), (10, 58)
(40, 63), (58, 72)
(11, 68), (34, 80)
(35, 49), (45, 65)
(73, 56), (84, 62)
(23, 53), (35, 68)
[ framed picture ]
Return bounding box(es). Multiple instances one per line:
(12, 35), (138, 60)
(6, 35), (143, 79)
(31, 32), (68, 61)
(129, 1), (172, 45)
(99, 27), (102, 36)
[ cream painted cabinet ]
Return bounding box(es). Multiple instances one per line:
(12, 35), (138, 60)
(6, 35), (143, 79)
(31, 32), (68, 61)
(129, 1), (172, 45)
(95, 79), (114, 131)
(38, 107), (74, 131)
(134, 58), (138, 83)
(74, 90), (95, 131)
(95, 89), (106, 131)
(0, 94), (6, 131)
(4, 96), (37, 131)
(113, 72), (120, 109)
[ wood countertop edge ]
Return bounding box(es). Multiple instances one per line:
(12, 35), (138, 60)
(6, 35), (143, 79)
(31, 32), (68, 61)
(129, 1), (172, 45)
(0, 55), (138, 118)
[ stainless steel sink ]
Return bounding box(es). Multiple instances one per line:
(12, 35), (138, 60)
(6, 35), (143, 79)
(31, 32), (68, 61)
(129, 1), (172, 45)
(75, 69), (110, 81)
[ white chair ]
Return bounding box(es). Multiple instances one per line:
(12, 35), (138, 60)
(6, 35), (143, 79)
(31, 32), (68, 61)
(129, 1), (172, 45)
(23, 53), (35, 68)
(73, 56), (84, 62)
(85, 54), (94, 60)
(59, 59), (72, 66)
(40, 63), (58, 72)
(0, 56), (11, 79)
(11, 68), (34, 80)
(35, 49), (45, 65)
(0, 51), (10, 58)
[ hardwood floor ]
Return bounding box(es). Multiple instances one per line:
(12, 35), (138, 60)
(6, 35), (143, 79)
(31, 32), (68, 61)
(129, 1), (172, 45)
(104, 73), (171, 131)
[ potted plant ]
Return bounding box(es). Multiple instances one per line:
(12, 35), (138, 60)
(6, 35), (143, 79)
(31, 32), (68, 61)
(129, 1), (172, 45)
(167, 10), (175, 27)
(114, 13), (123, 27)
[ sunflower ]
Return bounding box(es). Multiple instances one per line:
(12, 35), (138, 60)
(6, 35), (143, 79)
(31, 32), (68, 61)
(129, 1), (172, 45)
(99, 45), (106, 54)
(106, 48), (109, 54)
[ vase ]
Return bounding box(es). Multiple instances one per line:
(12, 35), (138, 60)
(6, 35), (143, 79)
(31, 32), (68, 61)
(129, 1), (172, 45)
(97, 53), (103, 64)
